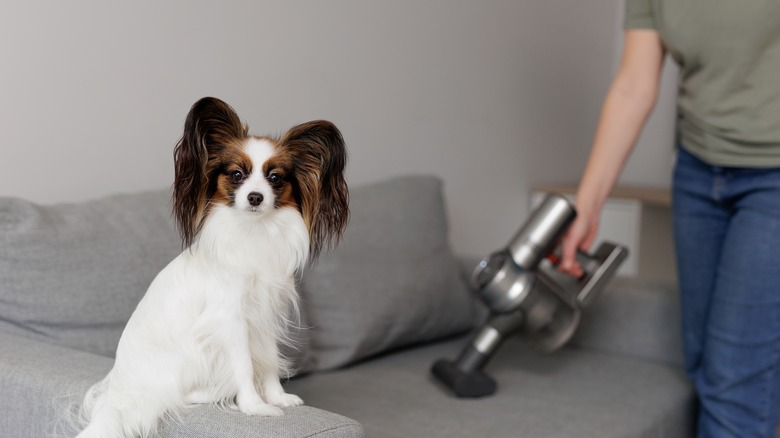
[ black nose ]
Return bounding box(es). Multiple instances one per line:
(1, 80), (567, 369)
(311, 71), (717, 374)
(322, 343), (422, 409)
(247, 192), (264, 207)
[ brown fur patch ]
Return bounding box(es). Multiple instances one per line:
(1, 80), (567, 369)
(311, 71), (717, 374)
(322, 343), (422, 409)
(209, 140), (254, 207)
(262, 150), (297, 210)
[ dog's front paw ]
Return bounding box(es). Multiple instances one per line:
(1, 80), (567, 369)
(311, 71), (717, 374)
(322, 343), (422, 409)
(238, 401), (284, 416)
(266, 392), (304, 408)
(237, 393), (284, 416)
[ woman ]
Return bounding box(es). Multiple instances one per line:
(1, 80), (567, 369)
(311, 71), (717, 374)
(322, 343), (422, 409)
(559, 1), (780, 436)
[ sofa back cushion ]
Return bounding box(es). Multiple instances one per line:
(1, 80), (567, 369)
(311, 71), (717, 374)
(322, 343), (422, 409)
(0, 190), (180, 357)
(571, 278), (685, 367)
(0, 175), (477, 372)
(299, 175), (477, 371)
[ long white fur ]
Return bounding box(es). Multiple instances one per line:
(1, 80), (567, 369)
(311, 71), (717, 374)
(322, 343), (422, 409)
(77, 139), (308, 438)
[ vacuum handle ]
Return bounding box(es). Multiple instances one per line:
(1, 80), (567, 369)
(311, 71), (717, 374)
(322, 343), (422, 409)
(574, 242), (629, 306)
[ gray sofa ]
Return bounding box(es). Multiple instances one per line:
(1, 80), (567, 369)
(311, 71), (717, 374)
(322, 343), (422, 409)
(0, 175), (695, 437)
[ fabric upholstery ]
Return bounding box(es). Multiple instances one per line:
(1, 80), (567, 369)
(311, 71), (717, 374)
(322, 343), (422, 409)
(300, 176), (477, 371)
(0, 190), (181, 357)
(159, 405), (363, 438)
(0, 328), (114, 438)
(285, 335), (695, 438)
(571, 278), (685, 368)
(0, 330), (363, 438)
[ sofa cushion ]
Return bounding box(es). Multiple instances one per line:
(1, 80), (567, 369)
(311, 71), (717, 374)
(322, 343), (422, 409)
(299, 175), (477, 371)
(571, 278), (685, 368)
(0, 330), (364, 438)
(0, 175), (476, 373)
(284, 335), (695, 438)
(0, 190), (181, 357)
(159, 405), (363, 438)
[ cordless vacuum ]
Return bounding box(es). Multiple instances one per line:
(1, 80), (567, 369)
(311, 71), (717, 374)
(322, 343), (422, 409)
(431, 193), (628, 398)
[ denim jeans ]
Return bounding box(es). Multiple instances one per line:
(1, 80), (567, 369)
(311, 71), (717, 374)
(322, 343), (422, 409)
(673, 147), (780, 438)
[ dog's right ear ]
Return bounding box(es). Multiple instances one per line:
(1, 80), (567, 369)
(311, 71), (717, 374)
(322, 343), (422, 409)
(172, 97), (247, 248)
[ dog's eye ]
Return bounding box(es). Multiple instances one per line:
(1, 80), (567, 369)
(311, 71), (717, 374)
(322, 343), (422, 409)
(268, 173), (284, 187)
(230, 170), (244, 183)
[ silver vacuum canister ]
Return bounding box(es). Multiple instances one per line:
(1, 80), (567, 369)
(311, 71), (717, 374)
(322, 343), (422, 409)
(472, 194), (576, 315)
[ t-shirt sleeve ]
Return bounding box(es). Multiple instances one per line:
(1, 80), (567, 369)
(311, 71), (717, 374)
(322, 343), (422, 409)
(624, 0), (656, 29)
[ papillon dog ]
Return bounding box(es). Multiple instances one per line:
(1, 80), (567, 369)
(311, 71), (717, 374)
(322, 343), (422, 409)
(76, 97), (349, 438)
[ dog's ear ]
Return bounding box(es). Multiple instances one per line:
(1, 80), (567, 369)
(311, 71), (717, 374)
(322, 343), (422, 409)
(280, 120), (349, 260)
(172, 97), (247, 248)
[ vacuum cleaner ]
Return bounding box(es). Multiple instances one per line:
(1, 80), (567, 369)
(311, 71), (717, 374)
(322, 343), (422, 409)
(431, 193), (628, 398)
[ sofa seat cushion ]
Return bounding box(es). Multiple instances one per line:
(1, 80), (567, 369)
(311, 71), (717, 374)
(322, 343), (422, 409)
(284, 336), (695, 438)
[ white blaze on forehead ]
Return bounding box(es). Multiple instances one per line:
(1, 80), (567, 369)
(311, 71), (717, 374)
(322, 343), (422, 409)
(233, 138), (277, 212)
(243, 138), (275, 177)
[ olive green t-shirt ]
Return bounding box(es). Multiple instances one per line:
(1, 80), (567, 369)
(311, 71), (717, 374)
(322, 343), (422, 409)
(625, 0), (780, 167)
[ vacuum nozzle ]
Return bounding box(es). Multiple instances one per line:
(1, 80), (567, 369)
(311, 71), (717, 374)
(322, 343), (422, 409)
(431, 358), (496, 398)
(431, 313), (524, 398)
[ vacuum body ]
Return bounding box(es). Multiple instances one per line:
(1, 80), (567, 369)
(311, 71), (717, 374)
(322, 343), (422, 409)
(431, 193), (628, 398)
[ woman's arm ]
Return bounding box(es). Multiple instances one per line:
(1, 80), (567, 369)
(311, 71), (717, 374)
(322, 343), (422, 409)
(560, 29), (667, 276)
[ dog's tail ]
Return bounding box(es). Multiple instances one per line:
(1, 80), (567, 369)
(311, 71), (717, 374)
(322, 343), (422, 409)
(76, 371), (173, 438)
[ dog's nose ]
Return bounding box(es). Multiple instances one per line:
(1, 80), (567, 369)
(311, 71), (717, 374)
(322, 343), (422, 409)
(247, 192), (264, 207)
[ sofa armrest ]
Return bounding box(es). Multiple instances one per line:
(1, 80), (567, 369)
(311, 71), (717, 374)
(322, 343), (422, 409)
(0, 330), (113, 437)
(0, 331), (363, 438)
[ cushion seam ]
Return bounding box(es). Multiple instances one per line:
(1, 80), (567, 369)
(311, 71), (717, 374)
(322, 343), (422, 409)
(303, 422), (364, 438)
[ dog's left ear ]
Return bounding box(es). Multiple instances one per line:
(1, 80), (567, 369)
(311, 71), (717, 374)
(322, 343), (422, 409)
(280, 120), (349, 260)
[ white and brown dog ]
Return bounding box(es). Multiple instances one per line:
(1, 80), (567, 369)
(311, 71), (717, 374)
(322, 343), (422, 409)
(77, 97), (349, 438)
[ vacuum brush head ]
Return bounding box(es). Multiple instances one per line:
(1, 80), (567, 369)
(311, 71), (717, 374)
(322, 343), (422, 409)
(431, 359), (496, 398)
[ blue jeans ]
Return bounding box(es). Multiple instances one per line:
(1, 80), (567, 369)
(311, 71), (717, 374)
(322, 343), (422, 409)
(673, 147), (780, 438)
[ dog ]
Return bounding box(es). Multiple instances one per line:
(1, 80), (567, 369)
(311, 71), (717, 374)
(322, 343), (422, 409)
(76, 97), (349, 438)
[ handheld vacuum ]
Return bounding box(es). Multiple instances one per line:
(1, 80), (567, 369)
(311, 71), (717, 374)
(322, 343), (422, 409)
(431, 193), (628, 398)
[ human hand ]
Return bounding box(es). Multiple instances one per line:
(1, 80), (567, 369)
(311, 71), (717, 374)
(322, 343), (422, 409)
(559, 206), (600, 278)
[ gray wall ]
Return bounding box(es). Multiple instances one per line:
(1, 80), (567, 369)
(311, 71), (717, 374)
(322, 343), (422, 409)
(0, 0), (675, 256)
